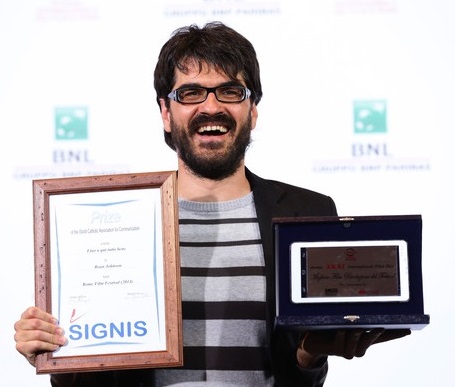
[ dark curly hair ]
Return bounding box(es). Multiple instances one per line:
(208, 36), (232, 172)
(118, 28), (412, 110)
(153, 22), (262, 149)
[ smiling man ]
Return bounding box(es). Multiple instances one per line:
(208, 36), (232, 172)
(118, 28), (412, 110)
(14, 22), (410, 387)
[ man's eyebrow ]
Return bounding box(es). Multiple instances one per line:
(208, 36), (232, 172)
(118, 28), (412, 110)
(175, 80), (244, 89)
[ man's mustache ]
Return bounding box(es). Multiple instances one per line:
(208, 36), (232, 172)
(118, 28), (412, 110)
(189, 113), (236, 133)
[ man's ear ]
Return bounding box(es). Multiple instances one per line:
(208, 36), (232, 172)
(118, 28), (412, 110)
(159, 98), (171, 133)
(250, 103), (258, 131)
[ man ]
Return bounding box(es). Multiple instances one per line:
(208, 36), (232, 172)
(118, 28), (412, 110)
(14, 22), (410, 386)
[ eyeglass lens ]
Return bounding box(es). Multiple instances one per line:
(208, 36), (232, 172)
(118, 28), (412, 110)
(176, 86), (247, 104)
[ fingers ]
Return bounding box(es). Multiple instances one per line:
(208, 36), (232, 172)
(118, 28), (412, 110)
(353, 329), (385, 358)
(20, 306), (58, 323)
(14, 306), (67, 367)
(303, 330), (337, 355)
(343, 328), (411, 356)
(302, 328), (410, 361)
(372, 329), (411, 344)
(303, 329), (367, 358)
(343, 329), (365, 359)
(328, 329), (378, 359)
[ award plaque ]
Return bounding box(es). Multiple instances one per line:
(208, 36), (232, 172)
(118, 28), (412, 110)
(33, 171), (183, 373)
(273, 215), (430, 330)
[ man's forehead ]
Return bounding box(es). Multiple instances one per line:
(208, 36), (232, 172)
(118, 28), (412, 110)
(174, 59), (243, 83)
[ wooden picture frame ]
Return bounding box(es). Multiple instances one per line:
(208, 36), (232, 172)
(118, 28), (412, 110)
(33, 171), (182, 374)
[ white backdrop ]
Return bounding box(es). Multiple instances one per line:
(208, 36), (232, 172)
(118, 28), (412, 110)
(1, 0), (453, 385)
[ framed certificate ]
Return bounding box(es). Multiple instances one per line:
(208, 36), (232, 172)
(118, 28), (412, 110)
(33, 171), (182, 374)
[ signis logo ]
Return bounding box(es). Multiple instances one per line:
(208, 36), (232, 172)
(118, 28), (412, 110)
(55, 107), (88, 140)
(353, 100), (387, 134)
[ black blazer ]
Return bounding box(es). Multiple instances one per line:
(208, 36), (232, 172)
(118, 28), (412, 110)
(247, 169), (337, 387)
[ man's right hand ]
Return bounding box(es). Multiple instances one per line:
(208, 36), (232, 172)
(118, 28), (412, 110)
(14, 306), (67, 367)
(296, 328), (411, 368)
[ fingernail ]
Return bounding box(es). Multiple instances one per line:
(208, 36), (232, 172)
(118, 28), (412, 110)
(57, 335), (67, 345)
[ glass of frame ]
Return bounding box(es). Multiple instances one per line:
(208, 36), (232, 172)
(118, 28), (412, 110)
(33, 171), (182, 374)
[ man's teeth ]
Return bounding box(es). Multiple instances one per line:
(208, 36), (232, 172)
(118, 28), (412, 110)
(197, 125), (228, 133)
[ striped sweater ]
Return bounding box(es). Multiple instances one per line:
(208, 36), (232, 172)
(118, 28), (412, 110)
(153, 192), (274, 386)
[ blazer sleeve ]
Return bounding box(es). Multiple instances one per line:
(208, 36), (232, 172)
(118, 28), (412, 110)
(246, 169), (337, 387)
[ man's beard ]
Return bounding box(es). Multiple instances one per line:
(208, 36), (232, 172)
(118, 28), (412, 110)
(169, 113), (252, 181)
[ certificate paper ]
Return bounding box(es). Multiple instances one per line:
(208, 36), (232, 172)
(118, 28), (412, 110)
(49, 188), (165, 357)
(33, 171), (182, 373)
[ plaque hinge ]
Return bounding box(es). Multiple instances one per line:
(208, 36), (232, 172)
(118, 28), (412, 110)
(344, 315), (360, 323)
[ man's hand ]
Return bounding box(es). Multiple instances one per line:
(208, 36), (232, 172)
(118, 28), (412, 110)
(14, 306), (67, 367)
(297, 328), (411, 368)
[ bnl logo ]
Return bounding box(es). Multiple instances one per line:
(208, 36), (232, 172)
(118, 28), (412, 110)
(55, 107), (88, 140)
(352, 100), (389, 157)
(54, 106), (91, 163)
(353, 100), (387, 134)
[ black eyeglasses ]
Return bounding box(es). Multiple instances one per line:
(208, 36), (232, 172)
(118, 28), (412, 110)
(167, 85), (251, 104)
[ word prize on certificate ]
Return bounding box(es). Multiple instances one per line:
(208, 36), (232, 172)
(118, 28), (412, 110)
(33, 171), (182, 373)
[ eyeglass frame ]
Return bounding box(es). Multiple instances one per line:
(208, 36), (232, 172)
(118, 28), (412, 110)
(167, 84), (252, 105)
